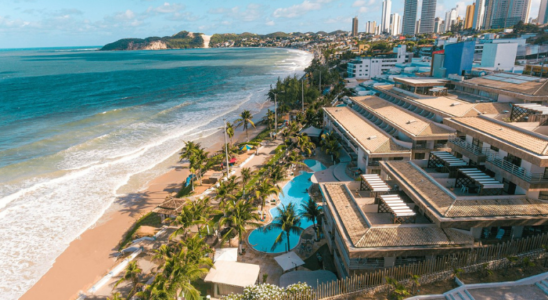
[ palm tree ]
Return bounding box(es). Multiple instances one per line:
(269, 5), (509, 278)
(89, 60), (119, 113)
(107, 292), (125, 300)
(255, 180), (282, 216)
(218, 199), (261, 253)
(226, 121), (235, 145)
(269, 164), (286, 184)
(162, 243), (212, 300)
(180, 141), (200, 161)
(215, 177), (239, 203)
(301, 198), (321, 231)
(114, 261), (142, 298)
(135, 274), (171, 300)
(169, 204), (198, 240)
(235, 110), (256, 139)
(266, 203), (303, 252)
(240, 167), (253, 188)
(262, 109), (276, 131)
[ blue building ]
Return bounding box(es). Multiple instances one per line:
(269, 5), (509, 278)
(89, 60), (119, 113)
(443, 41), (475, 76)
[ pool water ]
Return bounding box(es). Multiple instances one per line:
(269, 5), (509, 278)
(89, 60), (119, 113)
(248, 160), (326, 253)
(304, 159), (327, 172)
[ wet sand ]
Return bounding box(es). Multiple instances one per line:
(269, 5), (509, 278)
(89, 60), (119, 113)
(21, 111), (270, 300)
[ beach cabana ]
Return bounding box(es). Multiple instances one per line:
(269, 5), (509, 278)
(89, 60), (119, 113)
(274, 251), (305, 272)
(204, 261), (260, 297)
(300, 126), (323, 139)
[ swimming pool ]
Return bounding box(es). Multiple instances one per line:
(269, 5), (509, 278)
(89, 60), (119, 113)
(304, 159), (327, 172)
(248, 160), (326, 253)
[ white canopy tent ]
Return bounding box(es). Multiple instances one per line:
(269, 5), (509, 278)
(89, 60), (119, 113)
(214, 248), (238, 262)
(274, 251), (305, 272)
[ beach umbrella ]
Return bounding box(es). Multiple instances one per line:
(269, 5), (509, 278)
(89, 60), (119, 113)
(240, 144), (253, 151)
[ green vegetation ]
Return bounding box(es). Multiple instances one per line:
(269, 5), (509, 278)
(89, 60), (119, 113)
(119, 212), (162, 250)
(101, 31), (204, 51)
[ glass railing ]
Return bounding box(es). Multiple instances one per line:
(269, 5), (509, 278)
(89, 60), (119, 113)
(487, 156), (548, 183)
(448, 137), (489, 157)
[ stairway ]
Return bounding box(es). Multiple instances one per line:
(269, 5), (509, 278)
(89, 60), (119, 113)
(535, 279), (548, 295)
(445, 289), (475, 300)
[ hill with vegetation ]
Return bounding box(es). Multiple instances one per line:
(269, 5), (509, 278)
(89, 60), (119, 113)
(101, 31), (204, 51)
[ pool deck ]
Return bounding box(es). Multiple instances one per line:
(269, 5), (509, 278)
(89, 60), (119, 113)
(242, 225), (328, 286)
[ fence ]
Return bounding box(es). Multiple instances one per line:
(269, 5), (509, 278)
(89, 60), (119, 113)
(278, 232), (548, 300)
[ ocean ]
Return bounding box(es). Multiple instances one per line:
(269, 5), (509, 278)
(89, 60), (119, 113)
(0, 47), (312, 299)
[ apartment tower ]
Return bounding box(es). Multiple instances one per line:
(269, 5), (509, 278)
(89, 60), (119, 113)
(539, 0), (548, 24)
(381, 0), (392, 33)
(419, 0), (437, 33)
(352, 17), (359, 36)
(465, 4), (476, 29)
(402, 0), (418, 35)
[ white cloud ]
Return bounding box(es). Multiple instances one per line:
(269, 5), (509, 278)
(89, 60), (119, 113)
(359, 7), (368, 13)
(146, 2), (185, 14)
(325, 16), (352, 24)
(208, 4), (266, 22)
(266, 20), (275, 26)
(273, 0), (334, 18)
(352, 0), (366, 7)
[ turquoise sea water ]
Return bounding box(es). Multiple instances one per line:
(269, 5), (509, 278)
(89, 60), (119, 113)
(248, 160), (326, 253)
(0, 47), (312, 299)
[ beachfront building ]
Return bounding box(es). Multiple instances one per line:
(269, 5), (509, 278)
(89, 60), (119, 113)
(321, 156), (548, 277)
(347, 95), (455, 160)
(346, 45), (412, 79)
(373, 77), (511, 123)
(322, 106), (411, 176)
(451, 72), (548, 103)
(445, 113), (548, 198)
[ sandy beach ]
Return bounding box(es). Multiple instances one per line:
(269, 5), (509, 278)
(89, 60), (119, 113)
(20, 112), (270, 300)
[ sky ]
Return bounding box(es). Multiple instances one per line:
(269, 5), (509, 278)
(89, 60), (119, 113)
(0, 0), (542, 48)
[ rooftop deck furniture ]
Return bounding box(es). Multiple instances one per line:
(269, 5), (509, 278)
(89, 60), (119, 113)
(427, 151), (468, 177)
(456, 168), (504, 196)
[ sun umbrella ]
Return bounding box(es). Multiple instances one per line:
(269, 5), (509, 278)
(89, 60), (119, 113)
(240, 144), (253, 151)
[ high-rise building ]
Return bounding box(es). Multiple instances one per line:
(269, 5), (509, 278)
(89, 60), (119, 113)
(366, 21), (377, 34)
(434, 17), (442, 33)
(489, 0), (532, 29)
(416, 19), (421, 34)
(352, 17), (359, 36)
(484, 0), (495, 29)
(381, 0), (392, 33)
(465, 4), (476, 29)
(539, 0), (548, 24)
(402, 0), (418, 36)
(472, 0), (486, 29)
(445, 8), (458, 32)
(390, 13), (402, 35)
(419, 0), (437, 33)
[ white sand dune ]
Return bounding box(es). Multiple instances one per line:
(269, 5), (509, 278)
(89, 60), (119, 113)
(202, 34), (211, 48)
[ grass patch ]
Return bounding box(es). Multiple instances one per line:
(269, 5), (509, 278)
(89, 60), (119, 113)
(249, 127), (272, 143)
(119, 212), (162, 250)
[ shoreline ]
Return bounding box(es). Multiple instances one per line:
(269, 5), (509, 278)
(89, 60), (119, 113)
(20, 102), (274, 300)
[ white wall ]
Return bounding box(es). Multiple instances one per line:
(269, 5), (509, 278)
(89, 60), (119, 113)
(498, 94), (519, 102)
(480, 43), (518, 70)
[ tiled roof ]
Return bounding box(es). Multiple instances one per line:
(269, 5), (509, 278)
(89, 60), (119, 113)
(449, 117), (548, 155)
(322, 183), (473, 248)
(324, 107), (410, 154)
(386, 161), (454, 215)
(351, 95), (453, 137)
(323, 183), (368, 244)
(463, 76), (548, 97)
(376, 86), (511, 117)
(385, 161), (548, 218)
(446, 198), (548, 217)
(356, 227), (473, 248)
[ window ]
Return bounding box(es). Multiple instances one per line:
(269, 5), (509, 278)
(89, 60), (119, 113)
(414, 153), (426, 159)
(540, 191), (548, 200)
(490, 145), (499, 152)
(472, 138), (483, 149)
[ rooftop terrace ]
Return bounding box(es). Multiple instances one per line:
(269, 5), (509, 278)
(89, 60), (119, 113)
(350, 95), (453, 138)
(323, 106), (410, 154)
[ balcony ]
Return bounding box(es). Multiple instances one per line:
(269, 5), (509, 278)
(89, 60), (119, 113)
(487, 157), (548, 184)
(447, 137), (488, 163)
